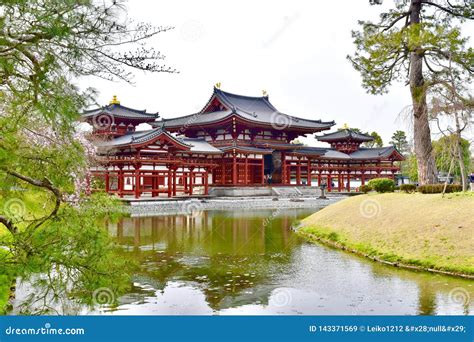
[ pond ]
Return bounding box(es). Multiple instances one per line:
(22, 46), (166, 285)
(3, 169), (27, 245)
(11, 208), (473, 315)
(98, 208), (472, 315)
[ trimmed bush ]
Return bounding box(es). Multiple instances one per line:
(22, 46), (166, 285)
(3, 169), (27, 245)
(400, 184), (417, 193)
(359, 184), (372, 194)
(368, 178), (395, 193)
(417, 184), (463, 194)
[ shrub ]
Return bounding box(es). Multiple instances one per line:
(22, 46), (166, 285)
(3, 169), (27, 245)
(400, 184), (417, 193)
(359, 184), (372, 194)
(367, 178), (395, 193)
(417, 184), (463, 194)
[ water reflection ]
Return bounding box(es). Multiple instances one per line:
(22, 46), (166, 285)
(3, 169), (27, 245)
(103, 209), (473, 315)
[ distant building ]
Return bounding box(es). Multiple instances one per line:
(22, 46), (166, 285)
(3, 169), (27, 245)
(80, 86), (403, 198)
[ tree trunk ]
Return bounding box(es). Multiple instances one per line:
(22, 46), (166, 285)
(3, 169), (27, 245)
(409, 0), (437, 185)
(454, 113), (468, 191)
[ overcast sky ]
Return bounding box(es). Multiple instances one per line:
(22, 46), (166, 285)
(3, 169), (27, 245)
(80, 0), (473, 147)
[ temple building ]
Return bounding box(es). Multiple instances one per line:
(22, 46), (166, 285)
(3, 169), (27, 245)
(81, 86), (403, 198)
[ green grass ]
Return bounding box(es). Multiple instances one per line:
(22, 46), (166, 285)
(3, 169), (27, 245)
(298, 192), (474, 276)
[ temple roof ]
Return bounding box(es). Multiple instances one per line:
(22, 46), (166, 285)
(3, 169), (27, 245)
(349, 146), (403, 160)
(316, 129), (374, 143)
(219, 145), (273, 154)
(290, 146), (403, 161)
(95, 128), (222, 154)
(290, 147), (351, 159)
(82, 103), (159, 122)
(153, 87), (335, 131)
(254, 141), (304, 150)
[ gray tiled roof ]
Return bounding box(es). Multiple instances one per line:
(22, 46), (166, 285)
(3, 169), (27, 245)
(180, 138), (223, 154)
(95, 128), (222, 154)
(254, 141), (304, 149)
(82, 104), (159, 121)
(219, 145), (273, 154)
(290, 146), (401, 160)
(153, 87), (335, 131)
(349, 146), (399, 160)
(292, 147), (352, 160)
(317, 129), (374, 142)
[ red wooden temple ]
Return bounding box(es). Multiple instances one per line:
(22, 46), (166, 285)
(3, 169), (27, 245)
(82, 87), (403, 198)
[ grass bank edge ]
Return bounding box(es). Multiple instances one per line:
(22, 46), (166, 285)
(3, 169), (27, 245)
(297, 192), (474, 278)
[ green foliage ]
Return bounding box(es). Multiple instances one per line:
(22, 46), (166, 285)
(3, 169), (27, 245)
(400, 184), (417, 193)
(359, 184), (372, 193)
(0, 193), (133, 313)
(390, 130), (409, 155)
(327, 232), (340, 242)
(364, 131), (383, 148)
(417, 184), (463, 194)
(337, 127), (363, 134)
(432, 135), (471, 178)
(406, 154), (419, 182)
(349, 12), (473, 95)
(0, 0), (172, 313)
(349, 1), (473, 185)
(368, 178), (395, 193)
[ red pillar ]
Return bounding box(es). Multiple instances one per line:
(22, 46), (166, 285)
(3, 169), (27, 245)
(261, 157), (265, 184)
(282, 157), (287, 185)
(232, 153), (237, 185)
(105, 169), (110, 193)
(167, 168), (172, 198)
(318, 173), (321, 186)
(118, 167), (124, 198)
(307, 160), (312, 186)
(134, 166), (140, 199)
(296, 159), (301, 185)
(184, 172), (188, 193)
(172, 168), (177, 196)
(189, 167), (194, 195)
(328, 174), (332, 192)
(204, 170), (209, 195)
(244, 154), (248, 185)
(151, 171), (156, 197)
(221, 159), (226, 184)
(361, 174), (365, 186)
(347, 174), (351, 192)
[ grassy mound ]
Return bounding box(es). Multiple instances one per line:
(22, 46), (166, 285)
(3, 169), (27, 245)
(298, 192), (474, 276)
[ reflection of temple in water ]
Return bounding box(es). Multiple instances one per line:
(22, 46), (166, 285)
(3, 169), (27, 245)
(103, 210), (473, 314)
(108, 210), (297, 255)
(106, 210), (306, 311)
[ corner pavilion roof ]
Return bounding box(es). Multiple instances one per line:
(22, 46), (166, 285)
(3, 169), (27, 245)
(81, 97), (159, 122)
(153, 87), (335, 131)
(316, 129), (374, 143)
(95, 128), (222, 154)
(289, 146), (403, 161)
